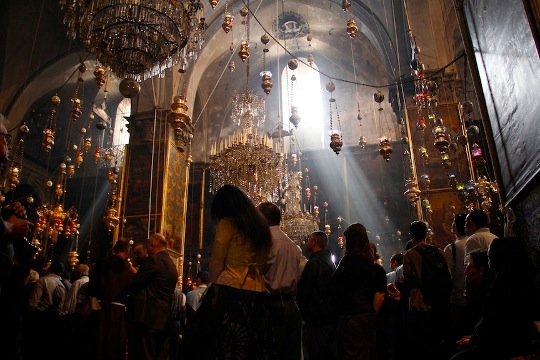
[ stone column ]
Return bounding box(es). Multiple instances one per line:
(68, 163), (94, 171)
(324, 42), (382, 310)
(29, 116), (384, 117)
(120, 105), (192, 288)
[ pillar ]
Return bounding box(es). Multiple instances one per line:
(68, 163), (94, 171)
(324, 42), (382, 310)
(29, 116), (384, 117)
(120, 106), (192, 289)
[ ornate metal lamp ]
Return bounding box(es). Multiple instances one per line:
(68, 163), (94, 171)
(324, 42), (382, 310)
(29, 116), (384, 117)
(209, 90), (283, 205)
(60, 0), (192, 80)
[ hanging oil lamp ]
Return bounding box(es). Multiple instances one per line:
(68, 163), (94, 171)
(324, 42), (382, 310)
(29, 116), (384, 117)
(261, 72), (273, 95)
(424, 80), (438, 95)
(378, 136), (393, 161)
(291, 153), (298, 166)
(288, 59), (298, 70)
(419, 146), (429, 160)
(471, 143), (485, 164)
(55, 183), (64, 197)
(461, 100), (474, 115)
(417, 116), (426, 131)
(94, 65), (106, 89)
(326, 80), (343, 155)
(238, 40), (250, 62)
(222, 13), (233, 33)
(325, 224), (331, 236)
(42, 128), (55, 153)
(68, 251), (79, 270)
(346, 19), (358, 38)
(441, 153), (451, 168)
(71, 97), (82, 122)
(373, 90), (384, 111)
(403, 178), (421, 205)
(330, 132), (343, 155)
(420, 174), (431, 189)
(75, 151), (84, 168)
(67, 164), (75, 178)
(84, 138), (92, 152)
(433, 125), (449, 153)
(358, 135), (367, 149)
(93, 147), (101, 163)
(289, 106), (301, 128)
(103, 151), (112, 166)
(448, 172), (458, 188)
(476, 176), (491, 197)
(8, 167), (20, 189)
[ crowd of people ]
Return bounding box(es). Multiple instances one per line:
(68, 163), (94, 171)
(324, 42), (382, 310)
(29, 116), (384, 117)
(0, 108), (538, 359)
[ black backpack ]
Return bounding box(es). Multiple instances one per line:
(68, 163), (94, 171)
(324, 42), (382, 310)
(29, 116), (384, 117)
(414, 244), (452, 307)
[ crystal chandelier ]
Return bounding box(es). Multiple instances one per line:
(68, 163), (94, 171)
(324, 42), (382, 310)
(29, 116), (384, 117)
(209, 128), (282, 205)
(209, 91), (283, 205)
(280, 155), (320, 245)
(60, 0), (191, 80)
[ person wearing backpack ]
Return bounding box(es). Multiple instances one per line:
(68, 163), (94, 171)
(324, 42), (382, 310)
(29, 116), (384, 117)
(403, 220), (452, 360)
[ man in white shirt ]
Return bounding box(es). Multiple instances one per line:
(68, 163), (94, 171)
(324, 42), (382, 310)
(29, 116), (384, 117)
(26, 260), (67, 358)
(258, 201), (302, 360)
(386, 252), (404, 284)
(464, 209), (498, 258)
(186, 271), (208, 312)
(63, 264), (90, 314)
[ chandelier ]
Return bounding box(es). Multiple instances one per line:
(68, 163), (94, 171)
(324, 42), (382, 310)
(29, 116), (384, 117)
(60, 0), (191, 80)
(209, 91), (283, 205)
(280, 157), (320, 245)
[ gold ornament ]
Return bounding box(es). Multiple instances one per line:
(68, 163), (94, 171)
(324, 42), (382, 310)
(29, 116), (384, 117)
(261, 73), (273, 95)
(238, 40), (250, 62)
(346, 19), (358, 38)
(222, 13), (233, 33)
(378, 137), (393, 161)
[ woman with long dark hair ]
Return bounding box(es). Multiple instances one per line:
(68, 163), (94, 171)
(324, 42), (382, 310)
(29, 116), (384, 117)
(327, 223), (387, 360)
(206, 184), (273, 359)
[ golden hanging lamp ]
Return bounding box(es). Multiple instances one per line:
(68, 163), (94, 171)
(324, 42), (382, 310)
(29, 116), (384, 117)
(346, 19), (358, 38)
(94, 66), (106, 89)
(238, 40), (250, 62)
(222, 13), (233, 33)
(378, 137), (393, 161)
(261, 73), (273, 95)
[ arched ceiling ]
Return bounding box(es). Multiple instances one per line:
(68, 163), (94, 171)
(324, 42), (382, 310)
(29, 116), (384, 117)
(185, 0), (411, 160)
(1, 0), (419, 163)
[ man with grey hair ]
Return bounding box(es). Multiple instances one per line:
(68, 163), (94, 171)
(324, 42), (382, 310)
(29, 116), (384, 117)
(297, 230), (336, 360)
(128, 233), (178, 360)
(63, 264), (90, 314)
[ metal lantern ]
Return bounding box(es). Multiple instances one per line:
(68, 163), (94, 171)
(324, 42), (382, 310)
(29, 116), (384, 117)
(346, 19), (358, 38)
(261, 73), (273, 95)
(373, 90), (385, 110)
(289, 106), (301, 128)
(329, 132), (343, 155)
(404, 178), (421, 205)
(433, 126), (449, 153)
(222, 13), (233, 33)
(378, 137), (393, 161)
(238, 40), (250, 62)
(358, 135), (367, 149)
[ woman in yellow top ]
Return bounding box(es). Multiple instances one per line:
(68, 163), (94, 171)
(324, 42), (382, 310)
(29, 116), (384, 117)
(208, 184), (273, 359)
